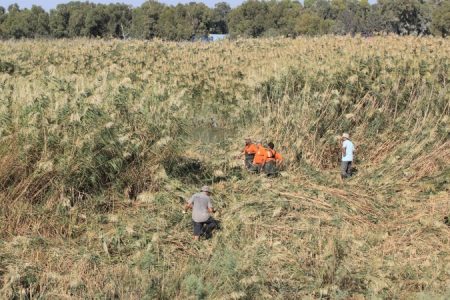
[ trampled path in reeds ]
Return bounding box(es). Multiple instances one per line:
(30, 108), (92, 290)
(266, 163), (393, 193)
(0, 37), (449, 298)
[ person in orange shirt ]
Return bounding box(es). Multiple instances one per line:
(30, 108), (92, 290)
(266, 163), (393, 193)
(250, 140), (267, 173)
(264, 142), (283, 176)
(242, 138), (258, 170)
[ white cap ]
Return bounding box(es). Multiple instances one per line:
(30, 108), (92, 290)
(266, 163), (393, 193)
(342, 133), (350, 139)
(201, 186), (211, 193)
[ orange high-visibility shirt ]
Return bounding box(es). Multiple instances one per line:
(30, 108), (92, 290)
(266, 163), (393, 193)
(266, 149), (283, 162)
(253, 145), (267, 165)
(275, 152), (283, 162)
(243, 143), (257, 155)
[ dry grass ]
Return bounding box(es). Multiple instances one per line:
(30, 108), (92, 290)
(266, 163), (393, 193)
(0, 36), (449, 299)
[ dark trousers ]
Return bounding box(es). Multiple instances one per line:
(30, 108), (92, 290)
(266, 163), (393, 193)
(264, 160), (278, 176)
(193, 217), (217, 239)
(244, 154), (255, 169)
(249, 164), (263, 173)
(341, 161), (352, 179)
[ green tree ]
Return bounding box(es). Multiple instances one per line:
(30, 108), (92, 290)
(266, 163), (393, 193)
(265, 0), (302, 36)
(431, 0), (450, 36)
(360, 4), (391, 34)
(184, 2), (213, 36)
(1, 4), (28, 38)
(67, 3), (93, 37)
(379, 0), (431, 35)
(295, 11), (333, 35)
(0, 6), (7, 37)
(331, 0), (365, 34)
(157, 5), (195, 40)
(83, 5), (109, 37)
(49, 4), (70, 37)
(227, 1), (269, 37)
(306, 0), (334, 19)
(211, 2), (231, 34)
(29, 5), (50, 37)
(131, 1), (165, 39)
(49, 2), (95, 38)
(156, 3), (213, 40)
(104, 4), (132, 38)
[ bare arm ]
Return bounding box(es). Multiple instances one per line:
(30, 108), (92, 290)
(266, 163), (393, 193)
(208, 198), (214, 213)
(184, 196), (194, 212)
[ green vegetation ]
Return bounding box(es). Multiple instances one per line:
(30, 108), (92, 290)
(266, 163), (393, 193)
(0, 37), (449, 298)
(0, 0), (449, 39)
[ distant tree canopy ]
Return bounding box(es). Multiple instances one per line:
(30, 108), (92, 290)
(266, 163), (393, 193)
(0, 0), (448, 39)
(431, 0), (450, 36)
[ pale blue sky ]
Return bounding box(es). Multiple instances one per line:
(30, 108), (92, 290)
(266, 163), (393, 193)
(1, 0), (245, 10)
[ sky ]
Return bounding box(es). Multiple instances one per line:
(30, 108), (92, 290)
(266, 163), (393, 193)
(0, 0), (245, 10)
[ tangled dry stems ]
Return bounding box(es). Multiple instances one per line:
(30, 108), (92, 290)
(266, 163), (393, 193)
(0, 36), (449, 299)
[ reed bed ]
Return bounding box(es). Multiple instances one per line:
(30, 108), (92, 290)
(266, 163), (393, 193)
(0, 36), (449, 299)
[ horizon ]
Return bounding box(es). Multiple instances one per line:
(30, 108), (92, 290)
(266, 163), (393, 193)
(3, 0), (241, 10)
(1, 0), (377, 11)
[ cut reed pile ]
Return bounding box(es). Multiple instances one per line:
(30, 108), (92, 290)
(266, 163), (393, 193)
(0, 36), (449, 298)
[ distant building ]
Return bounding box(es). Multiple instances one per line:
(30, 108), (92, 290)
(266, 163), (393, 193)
(209, 34), (228, 41)
(191, 34), (229, 42)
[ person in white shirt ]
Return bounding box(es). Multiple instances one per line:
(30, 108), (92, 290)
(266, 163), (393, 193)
(184, 186), (217, 241)
(341, 133), (355, 179)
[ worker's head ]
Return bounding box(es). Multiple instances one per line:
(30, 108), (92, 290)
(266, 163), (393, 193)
(201, 185), (211, 195)
(268, 142), (274, 149)
(244, 137), (252, 145)
(342, 133), (350, 140)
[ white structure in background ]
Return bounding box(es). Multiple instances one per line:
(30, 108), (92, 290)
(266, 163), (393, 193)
(208, 34), (228, 41)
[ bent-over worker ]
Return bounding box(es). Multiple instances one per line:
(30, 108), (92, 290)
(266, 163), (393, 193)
(264, 142), (283, 176)
(250, 140), (267, 173)
(185, 186), (217, 240)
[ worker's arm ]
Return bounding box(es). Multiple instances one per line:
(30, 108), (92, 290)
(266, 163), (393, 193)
(208, 198), (214, 213)
(238, 147), (246, 158)
(275, 152), (283, 166)
(184, 197), (194, 213)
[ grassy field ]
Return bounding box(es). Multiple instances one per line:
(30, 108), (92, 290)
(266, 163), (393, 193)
(0, 36), (449, 299)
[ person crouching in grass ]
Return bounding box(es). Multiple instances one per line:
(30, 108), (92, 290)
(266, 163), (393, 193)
(250, 140), (267, 173)
(184, 186), (218, 241)
(264, 142), (283, 177)
(242, 137), (257, 170)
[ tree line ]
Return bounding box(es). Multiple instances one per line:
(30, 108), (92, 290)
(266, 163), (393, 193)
(0, 0), (448, 40)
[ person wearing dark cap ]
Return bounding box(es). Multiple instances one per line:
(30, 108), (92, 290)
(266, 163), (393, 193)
(184, 186), (217, 241)
(264, 142), (283, 176)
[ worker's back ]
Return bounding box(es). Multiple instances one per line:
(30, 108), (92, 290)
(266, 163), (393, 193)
(189, 192), (212, 223)
(264, 143), (282, 176)
(253, 144), (267, 165)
